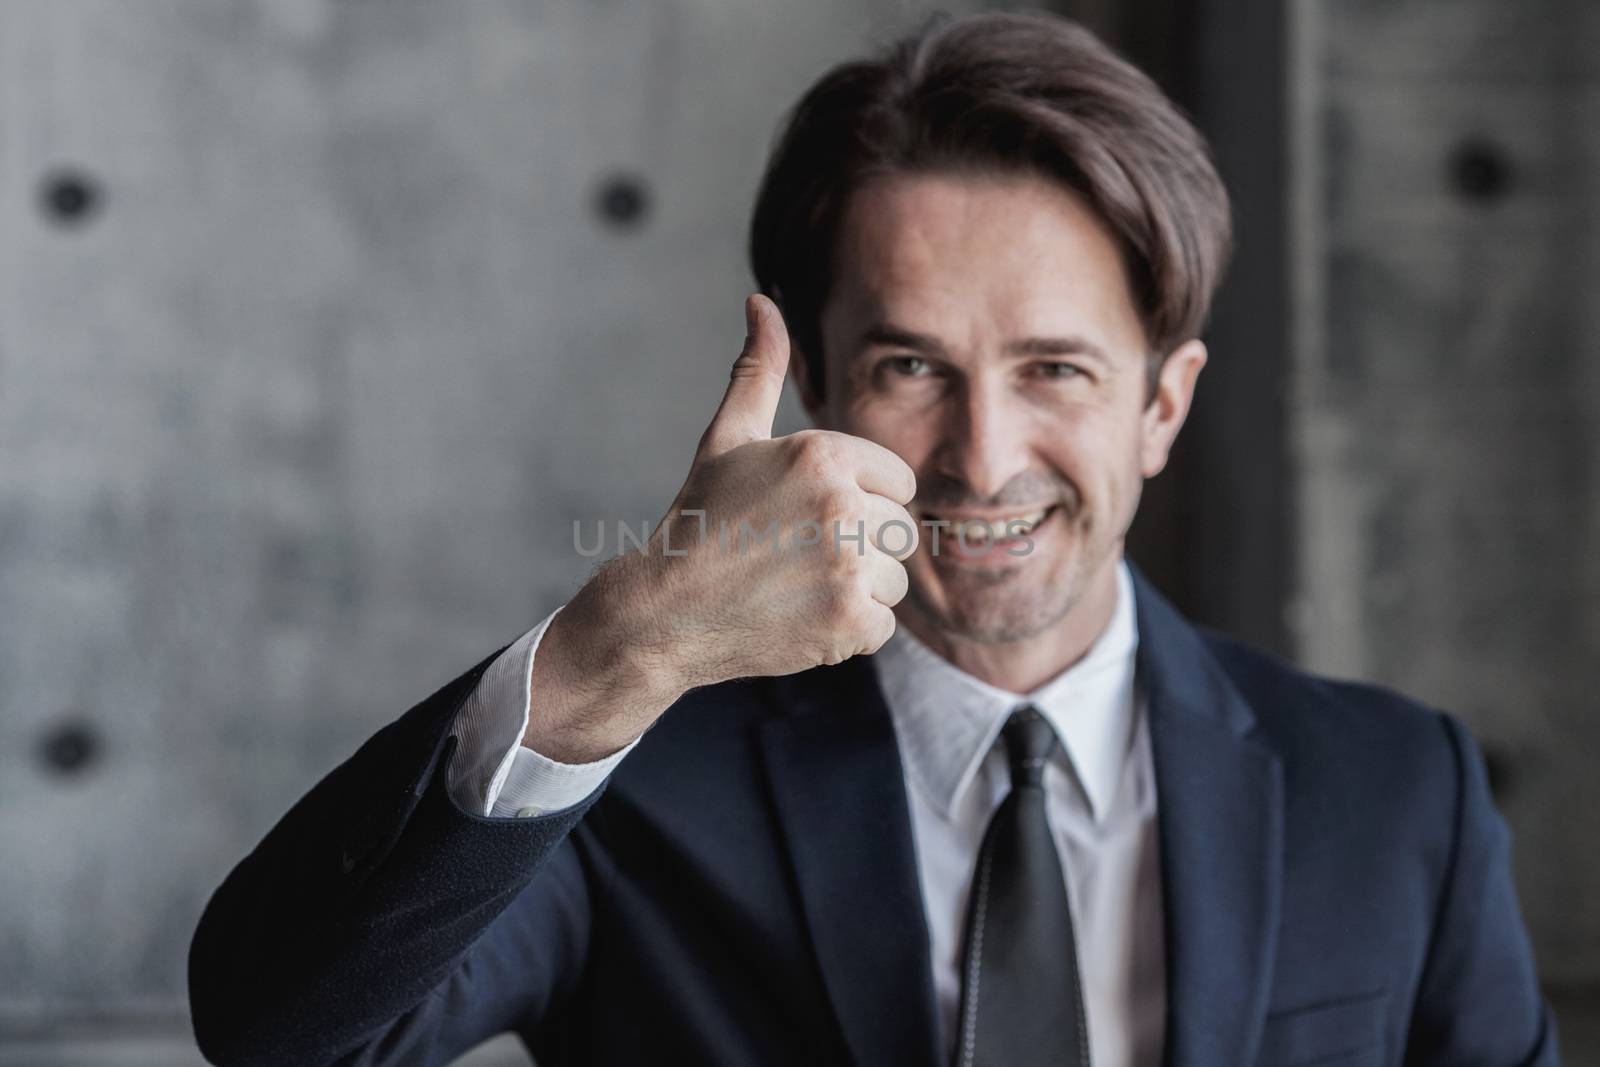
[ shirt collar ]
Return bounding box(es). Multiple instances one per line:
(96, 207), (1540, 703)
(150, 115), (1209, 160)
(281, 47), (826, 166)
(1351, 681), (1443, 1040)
(871, 560), (1141, 825)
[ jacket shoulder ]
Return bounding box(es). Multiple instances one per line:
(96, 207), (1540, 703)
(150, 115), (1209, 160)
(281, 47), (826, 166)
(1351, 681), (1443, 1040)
(1196, 629), (1472, 805)
(1201, 628), (1447, 730)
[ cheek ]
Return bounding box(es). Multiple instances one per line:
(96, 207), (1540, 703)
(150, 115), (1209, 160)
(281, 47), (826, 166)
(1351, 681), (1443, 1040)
(838, 401), (936, 465)
(1043, 419), (1143, 499)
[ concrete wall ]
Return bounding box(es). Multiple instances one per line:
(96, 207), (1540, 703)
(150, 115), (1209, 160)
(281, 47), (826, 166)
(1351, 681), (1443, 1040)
(4, 0), (1595, 1061)
(0, 2), (986, 1061)
(1290, 0), (1600, 1051)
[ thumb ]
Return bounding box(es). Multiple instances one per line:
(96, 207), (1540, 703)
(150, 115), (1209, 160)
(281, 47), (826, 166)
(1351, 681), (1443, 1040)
(700, 294), (791, 457)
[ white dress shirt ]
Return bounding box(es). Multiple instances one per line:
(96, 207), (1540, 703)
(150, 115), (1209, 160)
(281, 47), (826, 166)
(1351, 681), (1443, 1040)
(447, 605), (639, 819)
(447, 561), (1165, 1067)
(873, 561), (1165, 1067)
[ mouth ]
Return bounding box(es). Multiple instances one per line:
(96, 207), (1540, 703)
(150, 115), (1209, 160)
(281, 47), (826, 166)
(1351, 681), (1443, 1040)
(918, 504), (1061, 558)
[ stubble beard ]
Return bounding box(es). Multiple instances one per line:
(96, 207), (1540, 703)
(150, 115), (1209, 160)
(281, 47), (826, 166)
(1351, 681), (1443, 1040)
(903, 506), (1105, 647)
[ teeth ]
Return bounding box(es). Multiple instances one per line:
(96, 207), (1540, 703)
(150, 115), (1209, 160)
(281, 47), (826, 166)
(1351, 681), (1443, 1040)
(934, 507), (1051, 542)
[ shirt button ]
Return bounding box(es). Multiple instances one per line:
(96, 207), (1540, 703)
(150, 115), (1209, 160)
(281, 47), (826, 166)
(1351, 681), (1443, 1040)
(516, 805), (543, 818)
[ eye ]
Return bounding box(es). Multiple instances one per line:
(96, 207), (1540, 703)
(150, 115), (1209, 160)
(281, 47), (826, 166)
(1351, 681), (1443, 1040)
(1032, 361), (1086, 381)
(883, 355), (930, 377)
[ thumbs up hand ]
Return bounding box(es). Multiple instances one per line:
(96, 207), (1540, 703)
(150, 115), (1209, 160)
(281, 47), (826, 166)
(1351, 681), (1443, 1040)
(520, 295), (919, 763)
(699, 294), (797, 456)
(659, 294), (919, 674)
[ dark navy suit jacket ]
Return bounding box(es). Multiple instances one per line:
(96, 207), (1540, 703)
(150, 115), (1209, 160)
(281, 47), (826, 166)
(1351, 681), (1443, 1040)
(189, 568), (1559, 1066)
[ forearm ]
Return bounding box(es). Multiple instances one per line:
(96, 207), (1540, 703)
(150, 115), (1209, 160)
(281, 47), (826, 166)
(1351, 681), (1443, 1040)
(188, 650), (600, 1067)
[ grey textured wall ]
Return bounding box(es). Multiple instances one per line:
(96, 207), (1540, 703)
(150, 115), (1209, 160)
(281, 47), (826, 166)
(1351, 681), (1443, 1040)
(1290, 0), (1600, 1052)
(0, 2), (986, 1062)
(4, 0), (1597, 1062)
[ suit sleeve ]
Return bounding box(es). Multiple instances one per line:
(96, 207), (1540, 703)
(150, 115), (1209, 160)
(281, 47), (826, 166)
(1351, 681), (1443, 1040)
(1403, 713), (1561, 1066)
(188, 646), (612, 1067)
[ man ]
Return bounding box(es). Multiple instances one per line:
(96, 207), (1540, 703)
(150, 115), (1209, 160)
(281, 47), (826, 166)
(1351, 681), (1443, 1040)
(189, 12), (1558, 1067)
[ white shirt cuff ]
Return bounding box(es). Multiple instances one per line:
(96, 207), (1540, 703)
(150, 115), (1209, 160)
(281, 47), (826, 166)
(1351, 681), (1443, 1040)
(448, 606), (639, 818)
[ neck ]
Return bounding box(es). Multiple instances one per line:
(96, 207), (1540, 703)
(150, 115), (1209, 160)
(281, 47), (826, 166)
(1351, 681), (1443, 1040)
(897, 552), (1123, 693)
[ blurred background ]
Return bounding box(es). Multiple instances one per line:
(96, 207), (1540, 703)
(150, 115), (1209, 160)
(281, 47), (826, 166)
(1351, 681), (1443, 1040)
(1, 0), (1594, 1063)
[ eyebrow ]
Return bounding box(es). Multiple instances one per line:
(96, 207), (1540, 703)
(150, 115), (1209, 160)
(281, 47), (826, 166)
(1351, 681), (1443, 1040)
(856, 323), (1112, 365)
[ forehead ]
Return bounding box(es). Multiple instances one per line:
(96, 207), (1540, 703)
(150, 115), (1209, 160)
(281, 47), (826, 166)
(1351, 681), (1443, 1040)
(823, 170), (1146, 355)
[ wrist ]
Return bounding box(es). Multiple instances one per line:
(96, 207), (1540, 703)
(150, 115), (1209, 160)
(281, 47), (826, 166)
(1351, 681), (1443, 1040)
(581, 549), (688, 695)
(522, 556), (685, 763)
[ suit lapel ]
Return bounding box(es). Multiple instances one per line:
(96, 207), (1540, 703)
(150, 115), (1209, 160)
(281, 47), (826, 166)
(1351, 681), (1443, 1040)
(757, 569), (1284, 1067)
(760, 655), (943, 1067)
(1131, 569), (1285, 1067)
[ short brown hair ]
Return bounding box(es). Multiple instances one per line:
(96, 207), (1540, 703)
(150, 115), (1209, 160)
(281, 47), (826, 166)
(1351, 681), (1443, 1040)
(748, 11), (1231, 396)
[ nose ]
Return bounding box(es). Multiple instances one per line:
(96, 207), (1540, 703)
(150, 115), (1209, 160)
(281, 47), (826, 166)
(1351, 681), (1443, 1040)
(932, 376), (1033, 502)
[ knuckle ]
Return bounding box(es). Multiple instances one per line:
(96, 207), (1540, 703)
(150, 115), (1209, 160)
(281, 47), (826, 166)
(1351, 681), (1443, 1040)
(892, 461), (917, 504)
(821, 578), (854, 624)
(812, 629), (846, 666)
(788, 430), (836, 475)
(814, 484), (856, 531)
(828, 492), (858, 530)
(849, 561), (876, 600)
(694, 423), (723, 459)
(820, 550), (854, 592)
(884, 563), (909, 605)
(875, 508), (919, 557)
(866, 442), (915, 503)
(825, 567), (872, 618)
(861, 609), (895, 655)
(840, 599), (873, 641)
(728, 349), (775, 384)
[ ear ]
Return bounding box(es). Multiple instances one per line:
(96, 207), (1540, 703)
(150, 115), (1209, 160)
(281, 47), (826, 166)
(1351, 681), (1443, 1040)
(788, 342), (826, 425)
(1140, 339), (1207, 478)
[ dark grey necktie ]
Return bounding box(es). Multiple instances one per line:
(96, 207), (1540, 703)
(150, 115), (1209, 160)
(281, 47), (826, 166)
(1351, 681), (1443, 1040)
(952, 706), (1090, 1067)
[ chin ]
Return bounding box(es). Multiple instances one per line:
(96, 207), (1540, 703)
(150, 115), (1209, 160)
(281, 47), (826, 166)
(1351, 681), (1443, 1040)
(908, 560), (1088, 646)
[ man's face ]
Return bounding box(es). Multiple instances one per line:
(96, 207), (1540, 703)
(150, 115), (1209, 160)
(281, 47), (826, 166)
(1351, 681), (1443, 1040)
(802, 170), (1204, 647)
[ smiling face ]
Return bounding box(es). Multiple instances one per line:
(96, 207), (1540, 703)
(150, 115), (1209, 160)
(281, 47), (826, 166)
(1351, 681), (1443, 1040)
(798, 170), (1206, 676)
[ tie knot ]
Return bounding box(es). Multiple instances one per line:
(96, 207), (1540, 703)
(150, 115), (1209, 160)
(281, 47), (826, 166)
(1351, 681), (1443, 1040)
(1001, 705), (1059, 788)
